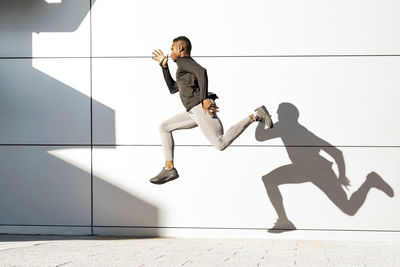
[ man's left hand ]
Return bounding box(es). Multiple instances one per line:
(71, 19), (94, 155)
(202, 98), (219, 117)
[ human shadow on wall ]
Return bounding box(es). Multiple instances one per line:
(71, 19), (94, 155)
(0, 0), (158, 236)
(255, 102), (394, 233)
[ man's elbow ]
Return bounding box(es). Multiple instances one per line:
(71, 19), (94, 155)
(325, 146), (342, 159)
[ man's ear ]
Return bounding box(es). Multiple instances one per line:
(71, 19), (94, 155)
(178, 44), (184, 52)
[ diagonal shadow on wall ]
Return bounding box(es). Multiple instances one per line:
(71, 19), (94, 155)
(255, 102), (394, 233)
(0, 0), (158, 237)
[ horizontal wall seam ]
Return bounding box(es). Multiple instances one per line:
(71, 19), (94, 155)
(1, 224), (397, 232)
(94, 226), (400, 233)
(0, 224), (89, 227)
(1, 54), (400, 60)
(0, 144), (399, 148)
(93, 144), (400, 148)
(0, 144), (91, 146)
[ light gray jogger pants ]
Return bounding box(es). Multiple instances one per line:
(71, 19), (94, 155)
(159, 103), (254, 161)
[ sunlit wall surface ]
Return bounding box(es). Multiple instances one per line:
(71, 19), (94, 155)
(0, 0), (399, 238)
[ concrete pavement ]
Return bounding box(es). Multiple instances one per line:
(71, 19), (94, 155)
(0, 234), (399, 266)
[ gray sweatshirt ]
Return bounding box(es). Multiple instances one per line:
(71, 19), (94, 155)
(161, 56), (208, 112)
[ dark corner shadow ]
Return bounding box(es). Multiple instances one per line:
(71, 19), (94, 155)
(0, 0), (159, 238)
(255, 102), (394, 233)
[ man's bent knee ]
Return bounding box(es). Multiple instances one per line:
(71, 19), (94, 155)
(158, 122), (170, 134)
(213, 142), (227, 151)
(262, 173), (278, 186)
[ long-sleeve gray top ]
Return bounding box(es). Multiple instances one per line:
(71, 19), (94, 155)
(161, 56), (208, 112)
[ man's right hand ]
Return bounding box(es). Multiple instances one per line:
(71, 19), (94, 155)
(152, 49), (168, 68)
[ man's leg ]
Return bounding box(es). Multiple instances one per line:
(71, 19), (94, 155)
(313, 170), (394, 216)
(188, 103), (254, 150)
(150, 111), (197, 184)
(159, 111), (197, 167)
(262, 164), (310, 232)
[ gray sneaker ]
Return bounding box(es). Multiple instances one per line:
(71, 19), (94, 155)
(255, 105), (273, 128)
(150, 167), (179, 184)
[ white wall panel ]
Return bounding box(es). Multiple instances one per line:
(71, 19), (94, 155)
(0, 0), (91, 57)
(92, 57), (400, 146)
(92, 0), (400, 56)
(0, 59), (91, 144)
(0, 146), (91, 225)
(92, 147), (159, 228)
(93, 146), (400, 231)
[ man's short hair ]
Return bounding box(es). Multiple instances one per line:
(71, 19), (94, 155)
(173, 36), (192, 54)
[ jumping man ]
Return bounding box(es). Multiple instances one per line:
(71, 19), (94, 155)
(150, 36), (273, 184)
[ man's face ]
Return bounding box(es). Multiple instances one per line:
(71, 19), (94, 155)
(170, 42), (179, 62)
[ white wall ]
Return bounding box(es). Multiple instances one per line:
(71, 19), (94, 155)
(0, 0), (399, 239)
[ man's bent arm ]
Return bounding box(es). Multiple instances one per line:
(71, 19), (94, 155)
(255, 122), (280, 141)
(316, 135), (346, 177)
(160, 63), (179, 94)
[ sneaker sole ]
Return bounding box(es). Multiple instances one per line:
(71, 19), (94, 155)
(150, 174), (179, 185)
(257, 105), (273, 128)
